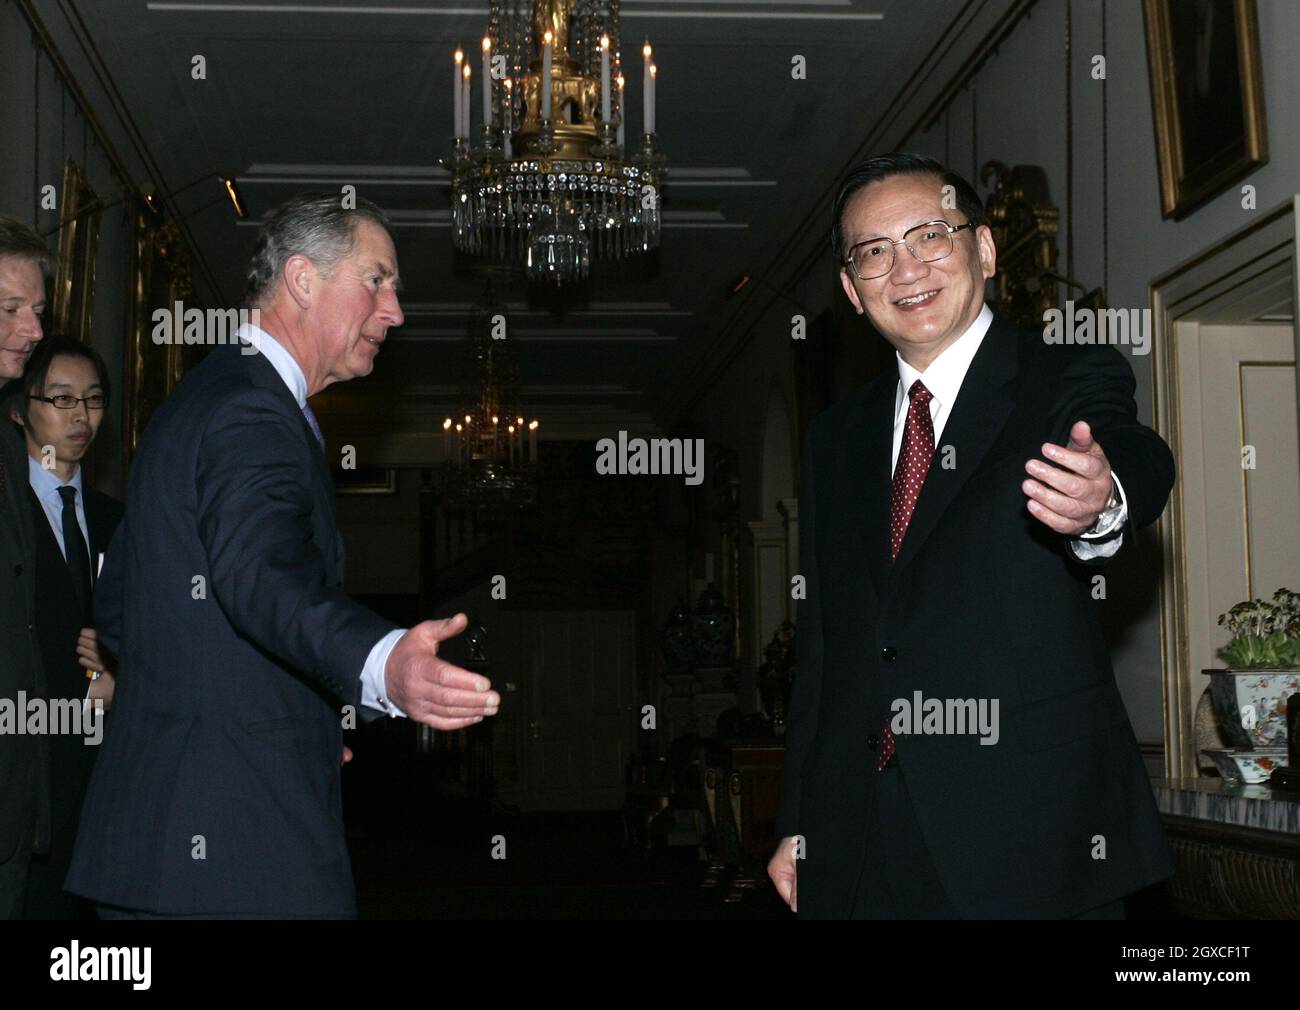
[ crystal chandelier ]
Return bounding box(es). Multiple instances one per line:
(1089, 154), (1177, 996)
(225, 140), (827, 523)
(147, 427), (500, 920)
(440, 285), (540, 512)
(446, 0), (665, 286)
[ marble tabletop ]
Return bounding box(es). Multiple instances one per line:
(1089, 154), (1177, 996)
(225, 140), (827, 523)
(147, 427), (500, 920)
(1153, 776), (1300, 834)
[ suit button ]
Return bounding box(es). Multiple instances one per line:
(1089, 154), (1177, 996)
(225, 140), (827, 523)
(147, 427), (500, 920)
(12, 563), (21, 576)
(880, 647), (896, 662)
(867, 734), (880, 750)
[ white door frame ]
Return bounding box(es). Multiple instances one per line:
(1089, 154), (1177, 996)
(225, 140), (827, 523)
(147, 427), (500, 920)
(1148, 197), (1299, 779)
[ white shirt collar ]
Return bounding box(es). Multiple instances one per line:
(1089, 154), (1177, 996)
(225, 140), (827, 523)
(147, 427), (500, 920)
(237, 321), (308, 408)
(28, 452), (82, 500)
(894, 303), (994, 423)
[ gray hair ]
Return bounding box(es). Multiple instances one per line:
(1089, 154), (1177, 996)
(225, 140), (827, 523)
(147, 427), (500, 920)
(0, 217), (52, 276)
(243, 192), (397, 308)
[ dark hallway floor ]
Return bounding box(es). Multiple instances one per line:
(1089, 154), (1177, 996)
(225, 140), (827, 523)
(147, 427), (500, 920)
(341, 725), (790, 921)
(348, 804), (789, 920)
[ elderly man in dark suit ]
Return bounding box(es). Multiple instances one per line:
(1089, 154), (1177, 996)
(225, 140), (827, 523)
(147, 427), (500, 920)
(767, 154), (1174, 919)
(67, 193), (501, 918)
(0, 217), (49, 919)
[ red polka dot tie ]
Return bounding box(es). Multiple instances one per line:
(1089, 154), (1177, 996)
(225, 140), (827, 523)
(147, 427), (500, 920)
(889, 380), (935, 560)
(879, 379), (934, 771)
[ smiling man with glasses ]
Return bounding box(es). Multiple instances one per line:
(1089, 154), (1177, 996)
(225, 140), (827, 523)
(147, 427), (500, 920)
(767, 153), (1176, 920)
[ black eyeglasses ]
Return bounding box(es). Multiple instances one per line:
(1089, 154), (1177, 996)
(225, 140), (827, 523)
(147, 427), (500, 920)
(29, 393), (107, 410)
(843, 220), (976, 280)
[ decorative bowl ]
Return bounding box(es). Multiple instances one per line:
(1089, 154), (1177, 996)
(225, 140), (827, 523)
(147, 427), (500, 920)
(1201, 747), (1288, 785)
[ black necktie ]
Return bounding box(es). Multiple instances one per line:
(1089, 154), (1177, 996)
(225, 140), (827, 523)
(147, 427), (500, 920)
(58, 485), (93, 619)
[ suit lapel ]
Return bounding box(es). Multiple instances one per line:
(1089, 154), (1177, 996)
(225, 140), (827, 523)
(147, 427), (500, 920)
(241, 345), (340, 571)
(824, 374), (895, 601)
(889, 316), (1021, 576)
(85, 490), (117, 574)
(243, 346), (332, 482)
(0, 424), (35, 555)
(852, 377), (896, 598)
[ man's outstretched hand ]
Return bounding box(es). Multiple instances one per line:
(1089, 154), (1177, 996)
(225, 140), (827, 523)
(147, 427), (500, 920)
(384, 613), (500, 730)
(1022, 420), (1115, 536)
(768, 835), (800, 913)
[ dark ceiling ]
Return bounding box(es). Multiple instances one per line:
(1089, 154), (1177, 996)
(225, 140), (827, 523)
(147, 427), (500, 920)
(73, 0), (943, 444)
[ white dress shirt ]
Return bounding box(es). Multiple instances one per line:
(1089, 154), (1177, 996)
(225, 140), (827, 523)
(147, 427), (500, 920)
(238, 321), (408, 718)
(890, 304), (1127, 559)
(29, 454), (91, 562)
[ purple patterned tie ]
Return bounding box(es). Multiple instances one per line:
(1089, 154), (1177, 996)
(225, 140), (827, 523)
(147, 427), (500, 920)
(301, 400), (325, 453)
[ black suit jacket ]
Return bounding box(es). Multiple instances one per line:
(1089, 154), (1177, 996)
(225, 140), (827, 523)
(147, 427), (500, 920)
(66, 344), (396, 916)
(29, 481), (124, 699)
(775, 313), (1175, 918)
(29, 483), (123, 789)
(24, 480), (122, 918)
(0, 423), (44, 864)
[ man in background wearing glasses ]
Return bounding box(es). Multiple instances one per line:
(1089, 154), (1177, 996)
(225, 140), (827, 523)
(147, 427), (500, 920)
(4, 333), (122, 917)
(768, 154), (1174, 919)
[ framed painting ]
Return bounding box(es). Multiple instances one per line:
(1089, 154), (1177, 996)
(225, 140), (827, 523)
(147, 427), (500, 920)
(1143, 0), (1269, 220)
(52, 157), (101, 341)
(122, 205), (198, 468)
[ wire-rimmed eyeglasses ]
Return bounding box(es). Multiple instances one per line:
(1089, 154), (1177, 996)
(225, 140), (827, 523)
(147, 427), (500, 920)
(843, 220), (976, 280)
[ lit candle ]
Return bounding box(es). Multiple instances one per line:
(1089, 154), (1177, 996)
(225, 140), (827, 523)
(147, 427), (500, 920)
(642, 43), (651, 135)
(455, 423), (463, 462)
(508, 425), (516, 465)
(648, 63), (656, 135)
(443, 417), (452, 458)
(503, 78), (513, 157)
(493, 415), (499, 453)
(481, 37), (492, 126)
(541, 30), (553, 121)
(600, 35), (611, 125)
(454, 48), (464, 136)
(462, 63), (472, 137)
(529, 420), (538, 464)
(616, 74), (625, 147)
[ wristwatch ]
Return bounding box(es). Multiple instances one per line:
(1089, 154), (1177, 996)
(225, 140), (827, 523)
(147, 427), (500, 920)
(1082, 481), (1124, 538)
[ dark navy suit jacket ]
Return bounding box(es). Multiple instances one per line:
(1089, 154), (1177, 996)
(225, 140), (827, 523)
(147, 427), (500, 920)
(66, 344), (396, 916)
(776, 314), (1176, 918)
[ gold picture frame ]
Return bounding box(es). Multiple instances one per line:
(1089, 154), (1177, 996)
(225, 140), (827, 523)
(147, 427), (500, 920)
(1143, 0), (1269, 221)
(52, 157), (101, 341)
(122, 203), (197, 468)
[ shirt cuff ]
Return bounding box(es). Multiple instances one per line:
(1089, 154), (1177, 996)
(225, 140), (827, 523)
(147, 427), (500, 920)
(360, 628), (408, 718)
